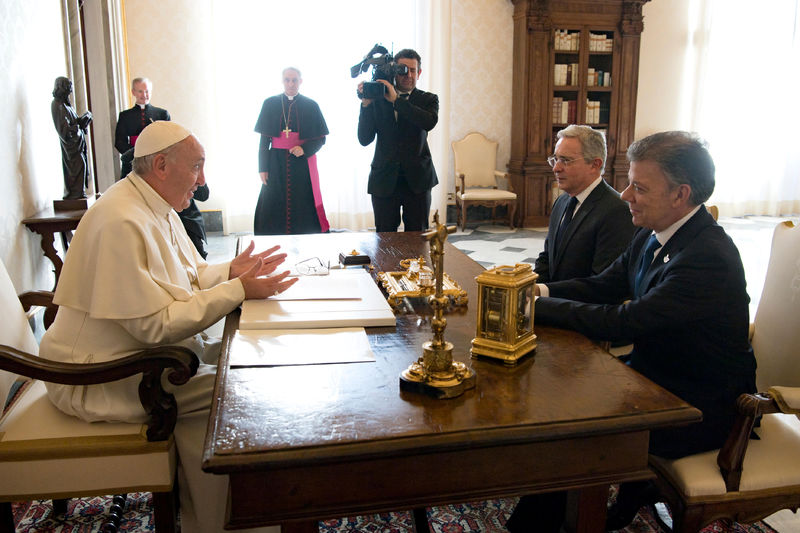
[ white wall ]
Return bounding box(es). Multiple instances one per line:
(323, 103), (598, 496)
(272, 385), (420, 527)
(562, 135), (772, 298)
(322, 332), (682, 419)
(636, 0), (695, 137)
(0, 0), (69, 291)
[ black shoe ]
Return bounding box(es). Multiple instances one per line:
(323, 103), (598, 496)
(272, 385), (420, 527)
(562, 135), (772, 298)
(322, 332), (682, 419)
(605, 501), (639, 531)
(605, 481), (659, 531)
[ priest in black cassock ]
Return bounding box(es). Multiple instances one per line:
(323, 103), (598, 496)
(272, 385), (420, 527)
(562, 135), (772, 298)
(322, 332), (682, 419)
(114, 77), (171, 166)
(254, 67), (330, 235)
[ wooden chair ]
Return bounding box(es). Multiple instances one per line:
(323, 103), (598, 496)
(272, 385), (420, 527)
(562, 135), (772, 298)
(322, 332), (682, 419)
(0, 257), (199, 532)
(648, 220), (800, 532)
(452, 132), (517, 231)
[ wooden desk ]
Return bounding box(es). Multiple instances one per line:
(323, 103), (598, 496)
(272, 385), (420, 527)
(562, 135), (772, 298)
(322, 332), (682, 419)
(22, 207), (86, 290)
(203, 232), (700, 532)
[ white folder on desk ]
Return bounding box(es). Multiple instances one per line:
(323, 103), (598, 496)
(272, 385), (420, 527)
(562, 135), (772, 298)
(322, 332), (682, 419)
(240, 268), (396, 329)
(230, 327), (375, 366)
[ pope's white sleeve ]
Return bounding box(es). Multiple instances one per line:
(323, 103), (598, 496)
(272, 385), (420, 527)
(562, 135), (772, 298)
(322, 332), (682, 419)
(116, 278), (245, 345)
(197, 261), (232, 289)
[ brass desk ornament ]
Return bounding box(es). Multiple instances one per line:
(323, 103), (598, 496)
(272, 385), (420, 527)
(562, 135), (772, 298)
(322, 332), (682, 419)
(470, 263), (538, 365)
(399, 213), (476, 399)
(377, 256), (467, 308)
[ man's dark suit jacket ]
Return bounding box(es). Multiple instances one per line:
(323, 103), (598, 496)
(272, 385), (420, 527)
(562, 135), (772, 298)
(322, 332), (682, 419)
(114, 104), (171, 154)
(534, 180), (635, 283)
(536, 206), (757, 458)
(357, 88), (438, 196)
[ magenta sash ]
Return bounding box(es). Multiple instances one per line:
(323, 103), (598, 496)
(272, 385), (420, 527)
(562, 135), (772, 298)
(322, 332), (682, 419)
(271, 132), (329, 232)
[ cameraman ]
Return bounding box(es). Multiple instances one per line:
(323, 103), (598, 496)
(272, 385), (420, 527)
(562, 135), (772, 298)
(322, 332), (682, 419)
(357, 49), (438, 232)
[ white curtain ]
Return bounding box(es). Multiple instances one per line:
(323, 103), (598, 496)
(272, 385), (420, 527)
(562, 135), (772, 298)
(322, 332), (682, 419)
(693, 0), (800, 216)
(207, 0), (445, 233)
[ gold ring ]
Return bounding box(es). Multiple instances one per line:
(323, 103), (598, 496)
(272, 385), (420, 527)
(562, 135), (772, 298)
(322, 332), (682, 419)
(273, 290), (279, 297)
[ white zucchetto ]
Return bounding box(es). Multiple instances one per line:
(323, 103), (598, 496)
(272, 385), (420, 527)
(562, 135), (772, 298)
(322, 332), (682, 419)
(133, 120), (192, 157)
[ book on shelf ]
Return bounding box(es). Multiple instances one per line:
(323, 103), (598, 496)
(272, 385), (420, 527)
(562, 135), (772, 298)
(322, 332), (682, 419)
(587, 69), (611, 87)
(554, 63), (580, 86)
(552, 97), (576, 125)
(585, 99), (601, 124)
(552, 97), (562, 123)
(589, 32), (613, 52)
(555, 29), (579, 51)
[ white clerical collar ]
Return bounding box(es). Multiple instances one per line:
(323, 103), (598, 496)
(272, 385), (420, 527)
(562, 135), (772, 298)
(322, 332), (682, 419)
(137, 104), (146, 109)
(285, 94), (296, 100)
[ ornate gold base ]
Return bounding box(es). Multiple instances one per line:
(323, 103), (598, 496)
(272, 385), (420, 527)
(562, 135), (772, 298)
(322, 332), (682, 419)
(400, 342), (477, 399)
(470, 335), (537, 366)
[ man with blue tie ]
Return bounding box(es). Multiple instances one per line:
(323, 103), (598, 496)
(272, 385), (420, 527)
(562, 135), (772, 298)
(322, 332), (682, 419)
(506, 131), (757, 532)
(534, 125), (634, 283)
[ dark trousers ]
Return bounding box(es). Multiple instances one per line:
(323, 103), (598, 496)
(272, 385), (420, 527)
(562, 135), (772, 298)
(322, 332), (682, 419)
(371, 175), (431, 232)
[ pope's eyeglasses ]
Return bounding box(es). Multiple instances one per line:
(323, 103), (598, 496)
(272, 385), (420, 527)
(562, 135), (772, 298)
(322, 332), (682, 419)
(295, 257), (329, 276)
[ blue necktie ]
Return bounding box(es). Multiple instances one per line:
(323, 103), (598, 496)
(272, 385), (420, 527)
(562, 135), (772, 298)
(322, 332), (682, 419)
(634, 234), (660, 297)
(555, 196), (579, 249)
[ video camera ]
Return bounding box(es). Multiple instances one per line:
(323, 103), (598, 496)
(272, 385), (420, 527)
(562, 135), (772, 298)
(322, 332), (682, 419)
(351, 44), (409, 100)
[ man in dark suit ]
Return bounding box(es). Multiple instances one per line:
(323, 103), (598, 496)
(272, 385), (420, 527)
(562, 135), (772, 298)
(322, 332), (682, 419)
(534, 125), (635, 283)
(115, 77), (171, 178)
(357, 49), (438, 232)
(506, 131), (757, 532)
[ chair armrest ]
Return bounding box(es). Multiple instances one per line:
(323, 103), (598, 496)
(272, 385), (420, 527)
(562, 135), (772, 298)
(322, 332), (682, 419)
(0, 344), (199, 441)
(455, 172), (465, 193)
(717, 392), (782, 491)
(494, 170), (513, 192)
(18, 290), (57, 330)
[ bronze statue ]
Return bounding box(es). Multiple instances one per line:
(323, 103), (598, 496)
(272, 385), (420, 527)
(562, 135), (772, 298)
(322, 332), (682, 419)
(51, 77), (92, 199)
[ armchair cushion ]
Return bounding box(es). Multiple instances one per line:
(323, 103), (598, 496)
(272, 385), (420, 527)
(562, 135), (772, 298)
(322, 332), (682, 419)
(458, 189), (517, 201)
(0, 268), (38, 406)
(0, 379), (175, 501)
(650, 412), (800, 498)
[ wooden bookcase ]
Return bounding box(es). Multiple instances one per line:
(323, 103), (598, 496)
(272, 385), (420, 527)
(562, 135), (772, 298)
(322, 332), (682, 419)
(508, 0), (651, 227)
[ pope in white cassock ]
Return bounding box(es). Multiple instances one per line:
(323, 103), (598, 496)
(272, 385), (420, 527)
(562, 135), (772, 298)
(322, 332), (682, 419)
(40, 120), (297, 533)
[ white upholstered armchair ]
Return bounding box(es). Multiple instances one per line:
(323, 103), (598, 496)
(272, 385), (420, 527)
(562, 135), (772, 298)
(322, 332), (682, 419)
(452, 132), (517, 231)
(0, 258), (198, 532)
(648, 221), (800, 532)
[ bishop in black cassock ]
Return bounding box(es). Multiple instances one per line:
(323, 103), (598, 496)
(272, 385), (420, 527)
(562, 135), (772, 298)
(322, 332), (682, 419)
(254, 92), (329, 235)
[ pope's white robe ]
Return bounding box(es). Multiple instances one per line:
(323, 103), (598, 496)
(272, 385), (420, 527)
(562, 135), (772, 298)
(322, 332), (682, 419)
(40, 173), (278, 533)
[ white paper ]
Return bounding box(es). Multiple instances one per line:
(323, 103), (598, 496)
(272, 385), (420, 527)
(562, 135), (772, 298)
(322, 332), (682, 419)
(230, 327), (375, 366)
(274, 273), (360, 300)
(240, 269), (396, 329)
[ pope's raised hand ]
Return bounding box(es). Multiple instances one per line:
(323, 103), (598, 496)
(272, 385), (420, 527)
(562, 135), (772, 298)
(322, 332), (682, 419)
(229, 240), (286, 280)
(238, 258), (298, 300)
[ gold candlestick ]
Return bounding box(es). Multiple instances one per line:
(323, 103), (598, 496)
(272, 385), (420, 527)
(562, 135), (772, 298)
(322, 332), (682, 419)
(400, 212), (476, 399)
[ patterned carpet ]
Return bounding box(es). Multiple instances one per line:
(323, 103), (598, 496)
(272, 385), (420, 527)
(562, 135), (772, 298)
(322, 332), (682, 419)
(11, 491), (780, 532)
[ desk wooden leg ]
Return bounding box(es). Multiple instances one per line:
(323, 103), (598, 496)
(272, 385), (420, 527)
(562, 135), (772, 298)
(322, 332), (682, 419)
(281, 520), (319, 533)
(564, 485), (609, 533)
(412, 507), (430, 532)
(37, 231), (62, 291)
